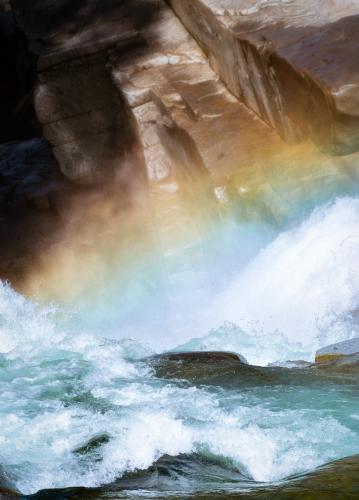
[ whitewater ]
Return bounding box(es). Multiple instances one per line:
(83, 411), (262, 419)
(0, 197), (359, 495)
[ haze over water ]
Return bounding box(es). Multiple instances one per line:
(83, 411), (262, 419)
(1, 196), (359, 495)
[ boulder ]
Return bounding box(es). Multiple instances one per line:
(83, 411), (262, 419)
(169, 0), (359, 155)
(148, 350), (247, 364)
(26, 454), (359, 498)
(146, 350), (254, 382)
(315, 337), (359, 363)
(268, 360), (312, 369)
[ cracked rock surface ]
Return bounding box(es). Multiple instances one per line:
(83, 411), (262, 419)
(169, 0), (359, 154)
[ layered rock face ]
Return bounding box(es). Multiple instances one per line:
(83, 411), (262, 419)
(11, 0), (359, 210)
(169, 0), (359, 154)
(0, 139), (77, 285)
(5, 0), (359, 300)
(11, 0), (155, 184)
(108, 2), (359, 227)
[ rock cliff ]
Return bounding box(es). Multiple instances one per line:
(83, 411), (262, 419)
(169, 0), (359, 154)
(2, 0), (359, 297)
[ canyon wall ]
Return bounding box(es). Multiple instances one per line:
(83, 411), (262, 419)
(2, 0), (359, 298)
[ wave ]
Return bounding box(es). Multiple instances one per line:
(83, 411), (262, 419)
(0, 198), (359, 494)
(177, 197), (359, 364)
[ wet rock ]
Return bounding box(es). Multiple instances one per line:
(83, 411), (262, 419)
(173, 454), (359, 499)
(315, 337), (359, 363)
(0, 138), (76, 284)
(27, 453), (359, 499)
(73, 433), (110, 459)
(149, 350), (247, 364)
(146, 350), (258, 382)
(8, 0), (359, 302)
(149, 352), (359, 388)
(268, 360), (311, 369)
(34, 56), (140, 184)
(0, 466), (19, 499)
(169, 0), (359, 155)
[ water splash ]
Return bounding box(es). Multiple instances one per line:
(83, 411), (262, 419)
(178, 197), (359, 364)
(1, 197), (359, 494)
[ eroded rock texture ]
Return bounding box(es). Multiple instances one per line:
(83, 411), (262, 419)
(10, 0), (359, 214)
(169, 0), (359, 154)
(10, 0), (156, 184)
(5, 0), (359, 300)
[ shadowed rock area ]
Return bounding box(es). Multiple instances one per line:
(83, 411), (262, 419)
(10, 0), (163, 183)
(1, 0), (359, 300)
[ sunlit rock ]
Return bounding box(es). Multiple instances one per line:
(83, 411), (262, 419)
(148, 350), (247, 363)
(315, 337), (359, 363)
(169, 0), (359, 154)
(9, 0), (359, 304)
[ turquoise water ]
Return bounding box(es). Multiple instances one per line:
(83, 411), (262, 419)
(0, 198), (359, 495)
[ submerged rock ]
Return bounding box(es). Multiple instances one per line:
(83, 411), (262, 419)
(148, 351), (247, 364)
(268, 360), (311, 369)
(0, 466), (19, 499)
(73, 433), (110, 460)
(147, 350), (359, 388)
(146, 350), (271, 384)
(315, 337), (359, 363)
(26, 453), (359, 499)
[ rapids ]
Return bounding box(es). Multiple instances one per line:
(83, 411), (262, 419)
(0, 197), (359, 496)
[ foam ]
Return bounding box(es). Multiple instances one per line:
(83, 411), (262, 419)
(180, 197), (359, 364)
(1, 198), (359, 493)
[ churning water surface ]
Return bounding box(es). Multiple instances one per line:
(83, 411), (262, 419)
(0, 197), (359, 495)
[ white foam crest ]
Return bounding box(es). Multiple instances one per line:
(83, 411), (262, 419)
(1, 362), (358, 494)
(0, 282), (61, 355)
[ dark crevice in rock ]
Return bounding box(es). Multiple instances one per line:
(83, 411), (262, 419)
(0, 9), (40, 143)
